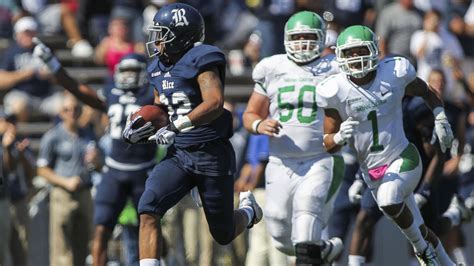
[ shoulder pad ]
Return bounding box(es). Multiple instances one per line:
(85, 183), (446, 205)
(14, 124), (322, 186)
(173, 45), (226, 79)
(252, 55), (284, 84)
(316, 75), (340, 108)
(381, 56), (416, 80)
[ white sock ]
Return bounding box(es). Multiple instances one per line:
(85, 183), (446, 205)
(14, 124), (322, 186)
(452, 247), (470, 266)
(240, 206), (254, 227)
(442, 207), (461, 227)
(399, 222), (427, 253)
(434, 239), (454, 266)
(348, 255), (366, 266)
(140, 258), (160, 266)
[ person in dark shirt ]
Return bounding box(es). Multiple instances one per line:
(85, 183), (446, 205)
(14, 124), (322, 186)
(0, 16), (61, 122)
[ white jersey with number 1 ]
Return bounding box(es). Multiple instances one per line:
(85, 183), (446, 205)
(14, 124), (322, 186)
(316, 56), (417, 170)
(253, 54), (339, 158)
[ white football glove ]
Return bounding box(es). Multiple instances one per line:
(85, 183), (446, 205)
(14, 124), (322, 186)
(148, 124), (177, 145)
(348, 179), (364, 204)
(32, 37), (61, 73)
(334, 117), (359, 145)
(414, 193), (428, 208)
(122, 115), (155, 144)
(431, 107), (454, 153)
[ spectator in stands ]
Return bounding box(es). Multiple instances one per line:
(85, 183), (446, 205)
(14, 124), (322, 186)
(0, 0), (23, 41)
(413, 0), (449, 17)
(142, 0), (167, 36)
(0, 111), (13, 266)
(21, 0), (94, 57)
(0, 16), (62, 122)
(427, 68), (472, 265)
(94, 16), (137, 76)
(0, 109), (33, 266)
(2, 111), (35, 266)
(324, 0), (375, 28)
(214, 0), (258, 51)
(110, 0), (145, 51)
(376, 0), (422, 61)
(448, 1), (474, 59)
(37, 94), (101, 266)
(411, 9), (465, 100)
(76, 0), (113, 46)
(246, 0), (294, 58)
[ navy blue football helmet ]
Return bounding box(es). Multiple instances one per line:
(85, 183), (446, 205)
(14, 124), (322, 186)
(146, 3), (205, 61)
(114, 53), (148, 90)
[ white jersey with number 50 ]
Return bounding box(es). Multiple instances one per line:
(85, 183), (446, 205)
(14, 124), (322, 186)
(316, 56), (417, 169)
(253, 54), (339, 158)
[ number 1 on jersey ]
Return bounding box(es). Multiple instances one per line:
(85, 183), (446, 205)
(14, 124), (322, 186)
(367, 110), (384, 152)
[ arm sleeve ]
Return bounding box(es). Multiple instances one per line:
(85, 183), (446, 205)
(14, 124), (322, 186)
(36, 131), (56, 168)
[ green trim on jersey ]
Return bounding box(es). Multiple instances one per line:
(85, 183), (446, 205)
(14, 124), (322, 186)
(399, 143), (420, 173)
(256, 82), (267, 93)
(326, 155), (344, 203)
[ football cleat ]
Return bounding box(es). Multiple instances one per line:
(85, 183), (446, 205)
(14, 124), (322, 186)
(322, 237), (344, 264)
(239, 191), (263, 228)
(415, 243), (440, 266)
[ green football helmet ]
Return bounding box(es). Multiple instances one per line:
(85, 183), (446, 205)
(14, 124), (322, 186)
(336, 25), (379, 78)
(284, 11), (326, 64)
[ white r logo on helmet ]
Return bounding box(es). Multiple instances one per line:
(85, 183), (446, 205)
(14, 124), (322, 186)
(172, 9), (189, 27)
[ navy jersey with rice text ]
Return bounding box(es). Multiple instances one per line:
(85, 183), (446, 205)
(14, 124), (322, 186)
(103, 83), (157, 169)
(148, 44), (233, 147)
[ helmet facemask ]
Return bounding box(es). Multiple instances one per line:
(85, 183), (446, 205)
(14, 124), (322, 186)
(114, 58), (147, 90)
(285, 28), (325, 64)
(336, 41), (378, 78)
(146, 24), (176, 58)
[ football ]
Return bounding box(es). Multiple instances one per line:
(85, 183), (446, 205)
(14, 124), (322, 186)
(130, 105), (169, 130)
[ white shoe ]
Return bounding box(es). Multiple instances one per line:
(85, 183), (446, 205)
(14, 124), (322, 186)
(239, 190), (262, 228)
(71, 39), (93, 58)
(322, 237), (343, 263)
(449, 195), (472, 223)
(416, 243), (441, 266)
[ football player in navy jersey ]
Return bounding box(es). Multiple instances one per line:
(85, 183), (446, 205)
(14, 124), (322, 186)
(31, 43), (156, 265)
(121, 3), (262, 266)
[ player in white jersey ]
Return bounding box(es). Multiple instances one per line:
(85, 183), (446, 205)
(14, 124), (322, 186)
(317, 25), (455, 266)
(243, 11), (344, 265)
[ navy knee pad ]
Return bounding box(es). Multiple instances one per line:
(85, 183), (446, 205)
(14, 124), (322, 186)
(137, 189), (161, 215)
